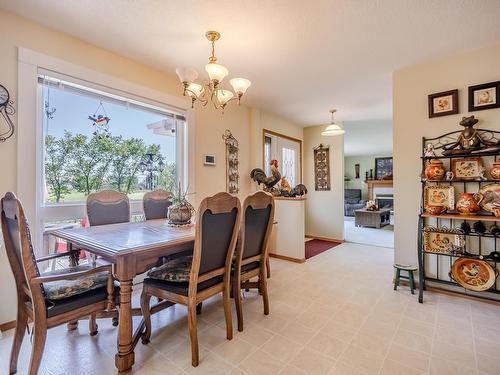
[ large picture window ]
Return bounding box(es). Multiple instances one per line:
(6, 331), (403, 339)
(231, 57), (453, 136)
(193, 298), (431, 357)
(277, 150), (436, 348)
(39, 74), (184, 204)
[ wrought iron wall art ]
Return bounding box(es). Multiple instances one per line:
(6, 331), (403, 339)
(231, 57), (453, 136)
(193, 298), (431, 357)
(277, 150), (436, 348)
(222, 129), (239, 194)
(313, 144), (330, 191)
(0, 84), (15, 142)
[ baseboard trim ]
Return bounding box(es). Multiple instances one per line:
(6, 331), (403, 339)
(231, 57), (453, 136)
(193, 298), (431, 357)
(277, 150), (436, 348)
(305, 235), (344, 243)
(0, 320), (16, 332)
(269, 253), (305, 263)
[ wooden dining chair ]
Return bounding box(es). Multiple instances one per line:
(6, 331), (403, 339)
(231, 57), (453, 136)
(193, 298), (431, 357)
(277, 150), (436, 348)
(140, 192), (241, 367)
(233, 191), (275, 332)
(86, 189), (130, 226)
(143, 189), (173, 220)
(1, 192), (117, 375)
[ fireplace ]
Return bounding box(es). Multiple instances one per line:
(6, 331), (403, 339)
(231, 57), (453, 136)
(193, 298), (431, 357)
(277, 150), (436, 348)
(375, 194), (394, 209)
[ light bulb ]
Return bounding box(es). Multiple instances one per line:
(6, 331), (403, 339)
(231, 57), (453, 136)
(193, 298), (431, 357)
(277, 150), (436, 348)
(230, 78), (251, 95)
(205, 63), (229, 83)
(175, 67), (198, 84)
(216, 90), (234, 105)
(187, 83), (204, 97)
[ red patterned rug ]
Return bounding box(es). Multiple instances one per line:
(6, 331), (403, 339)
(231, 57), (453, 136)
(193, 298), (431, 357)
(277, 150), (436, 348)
(305, 239), (342, 259)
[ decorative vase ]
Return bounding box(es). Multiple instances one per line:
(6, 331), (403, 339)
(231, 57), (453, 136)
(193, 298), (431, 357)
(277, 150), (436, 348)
(425, 159), (446, 181)
(456, 192), (483, 216)
(167, 203), (192, 225)
(490, 161), (500, 180)
(425, 205), (446, 215)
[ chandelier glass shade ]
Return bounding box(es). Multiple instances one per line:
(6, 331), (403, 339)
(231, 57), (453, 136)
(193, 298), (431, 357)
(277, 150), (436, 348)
(321, 109), (345, 136)
(176, 31), (251, 112)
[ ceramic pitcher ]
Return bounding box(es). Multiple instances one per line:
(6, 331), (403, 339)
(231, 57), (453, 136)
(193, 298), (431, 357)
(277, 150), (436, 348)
(456, 192), (483, 215)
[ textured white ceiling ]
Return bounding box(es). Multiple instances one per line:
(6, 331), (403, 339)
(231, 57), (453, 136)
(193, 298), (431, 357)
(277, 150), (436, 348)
(2, 0), (500, 126)
(343, 120), (392, 156)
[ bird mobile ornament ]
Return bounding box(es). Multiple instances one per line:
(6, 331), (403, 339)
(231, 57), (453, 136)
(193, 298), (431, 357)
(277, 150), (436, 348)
(88, 101), (111, 137)
(0, 84), (15, 142)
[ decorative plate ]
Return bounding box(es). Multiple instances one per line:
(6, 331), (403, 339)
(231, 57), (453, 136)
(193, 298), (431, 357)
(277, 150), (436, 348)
(451, 157), (483, 180)
(478, 183), (500, 213)
(423, 227), (464, 254)
(451, 258), (496, 292)
(424, 185), (455, 209)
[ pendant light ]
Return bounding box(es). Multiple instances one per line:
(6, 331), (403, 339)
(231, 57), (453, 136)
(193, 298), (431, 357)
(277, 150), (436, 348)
(321, 109), (345, 136)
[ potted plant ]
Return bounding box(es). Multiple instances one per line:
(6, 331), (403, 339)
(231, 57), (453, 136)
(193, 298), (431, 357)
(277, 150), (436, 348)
(167, 183), (195, 225)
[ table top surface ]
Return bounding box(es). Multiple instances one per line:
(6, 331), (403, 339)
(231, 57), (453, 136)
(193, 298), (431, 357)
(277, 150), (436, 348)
(354, 208), (391, 214)
(52, 219), (195, 258)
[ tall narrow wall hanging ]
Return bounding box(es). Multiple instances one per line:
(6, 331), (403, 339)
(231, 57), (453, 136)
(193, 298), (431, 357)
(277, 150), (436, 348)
(0, 84), (15, 142)
(313, 144), (330, 191)
(222, 129), (239, 193)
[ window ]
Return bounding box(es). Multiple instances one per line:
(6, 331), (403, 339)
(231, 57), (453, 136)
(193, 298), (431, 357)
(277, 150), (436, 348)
(39, 73), (184, 204)
(282, 147), (296, 187)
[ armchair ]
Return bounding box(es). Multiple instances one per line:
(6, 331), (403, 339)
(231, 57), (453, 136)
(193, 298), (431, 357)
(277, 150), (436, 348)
(344, 189), (366, 216)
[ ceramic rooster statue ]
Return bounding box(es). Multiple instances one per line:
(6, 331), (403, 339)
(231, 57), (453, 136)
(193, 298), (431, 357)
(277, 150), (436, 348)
(250, 159), (281, 191)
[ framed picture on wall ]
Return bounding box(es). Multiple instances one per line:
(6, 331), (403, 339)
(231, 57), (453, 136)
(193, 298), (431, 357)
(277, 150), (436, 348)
(468, 81), (500, 111)
(375, 157), (393, 180)
(428, 89), (459, 118)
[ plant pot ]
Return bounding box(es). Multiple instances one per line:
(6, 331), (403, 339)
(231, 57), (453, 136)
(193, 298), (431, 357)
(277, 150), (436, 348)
(425, 159), (446, 181)
(490, 161), (500, 180)
(456, 192), (483, 216)
(167, 204), (192, 225)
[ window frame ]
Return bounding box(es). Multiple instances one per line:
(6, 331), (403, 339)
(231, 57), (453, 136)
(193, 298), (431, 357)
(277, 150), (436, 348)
(262, 129), (302, 184)
(17, 48), (194, 252)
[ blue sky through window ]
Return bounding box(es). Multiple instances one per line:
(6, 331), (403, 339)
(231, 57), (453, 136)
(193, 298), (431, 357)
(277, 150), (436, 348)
(43, 86), (176, 163)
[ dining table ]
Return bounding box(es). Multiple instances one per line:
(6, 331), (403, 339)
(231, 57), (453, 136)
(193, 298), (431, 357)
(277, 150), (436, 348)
(52, 219), (195, 372)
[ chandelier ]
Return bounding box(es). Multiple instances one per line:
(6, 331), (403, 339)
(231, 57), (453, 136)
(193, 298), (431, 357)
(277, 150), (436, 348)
(321, 109), (345, 136)
(176, 31), (251, 112)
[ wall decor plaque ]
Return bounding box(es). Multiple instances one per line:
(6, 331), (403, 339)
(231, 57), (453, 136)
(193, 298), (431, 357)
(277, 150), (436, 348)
(313, 144), (330, 191)
(0, 84), (15, 142)
(423, 227), (464, 254)
(222, 129), (239, 194)
(424, 185), (455, 210)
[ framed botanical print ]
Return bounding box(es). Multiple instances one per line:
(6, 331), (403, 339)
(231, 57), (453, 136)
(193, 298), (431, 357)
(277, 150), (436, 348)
(423, 227), (465, 254)
(375, 157), (393, 180)
(468, 81), (500, 111)
(428, 89), (459, 118)
(424, 185), (455, 209)
(313, 144), (330, 191)
(451, 157), (483, 180)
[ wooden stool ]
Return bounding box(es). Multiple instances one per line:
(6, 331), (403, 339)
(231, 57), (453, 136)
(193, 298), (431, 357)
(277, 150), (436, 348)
(393, 264), (417, 294)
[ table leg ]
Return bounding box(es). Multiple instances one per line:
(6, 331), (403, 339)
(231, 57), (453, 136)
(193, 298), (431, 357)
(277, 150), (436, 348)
(115, 279), (135, 372)
(67, 242), (79, 331)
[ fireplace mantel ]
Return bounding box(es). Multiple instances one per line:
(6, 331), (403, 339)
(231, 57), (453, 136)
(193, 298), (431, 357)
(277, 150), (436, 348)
(365, 180), (393, 200)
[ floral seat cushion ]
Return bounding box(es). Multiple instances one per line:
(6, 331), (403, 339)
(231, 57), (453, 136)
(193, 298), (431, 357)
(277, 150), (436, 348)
(43, 265), (109, 301)
(147, 255), (192, 282)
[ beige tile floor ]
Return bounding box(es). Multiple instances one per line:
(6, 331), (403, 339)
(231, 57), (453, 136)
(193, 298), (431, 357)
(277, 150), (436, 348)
(2, 242), (500, 374)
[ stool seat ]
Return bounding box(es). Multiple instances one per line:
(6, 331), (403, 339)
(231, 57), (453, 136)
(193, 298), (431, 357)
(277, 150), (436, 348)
(393, 264), (417, 294)
(394, 264), (417, 271)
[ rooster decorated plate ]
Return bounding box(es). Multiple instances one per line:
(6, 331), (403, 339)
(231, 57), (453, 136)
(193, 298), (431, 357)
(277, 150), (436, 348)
(478, 184), (500, 213)
(451, 259), (496, 292)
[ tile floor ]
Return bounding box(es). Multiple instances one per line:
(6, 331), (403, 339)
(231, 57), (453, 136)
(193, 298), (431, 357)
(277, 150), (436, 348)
(2, 242), (500, 374)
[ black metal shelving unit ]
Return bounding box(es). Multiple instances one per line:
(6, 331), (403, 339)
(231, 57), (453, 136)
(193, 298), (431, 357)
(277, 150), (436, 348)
(418, 129), (500, 303)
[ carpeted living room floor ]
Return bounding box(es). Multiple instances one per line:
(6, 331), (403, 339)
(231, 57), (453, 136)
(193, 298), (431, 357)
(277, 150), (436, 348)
(344, 217), (394, 248)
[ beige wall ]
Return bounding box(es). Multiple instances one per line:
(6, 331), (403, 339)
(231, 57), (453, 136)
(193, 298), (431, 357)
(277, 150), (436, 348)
(0, 10), (302, 324)
(393, 43), (500, 266)
(345, 154), (392, 199)
(303, 126), (344, 241)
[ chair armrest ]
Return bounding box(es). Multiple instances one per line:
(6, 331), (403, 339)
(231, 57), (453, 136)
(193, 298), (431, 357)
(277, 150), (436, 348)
(30, 264), (113, 285)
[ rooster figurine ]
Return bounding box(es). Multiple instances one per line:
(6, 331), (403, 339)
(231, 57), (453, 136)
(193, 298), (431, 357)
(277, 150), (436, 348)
(250, 159), (281, 191)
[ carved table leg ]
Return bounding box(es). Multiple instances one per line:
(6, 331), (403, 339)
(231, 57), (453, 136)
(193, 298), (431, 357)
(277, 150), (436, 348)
(115, 279), (135, 372)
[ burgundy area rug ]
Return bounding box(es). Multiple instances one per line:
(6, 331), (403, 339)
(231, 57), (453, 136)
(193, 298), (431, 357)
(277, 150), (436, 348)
(305, 239), (342, 259)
